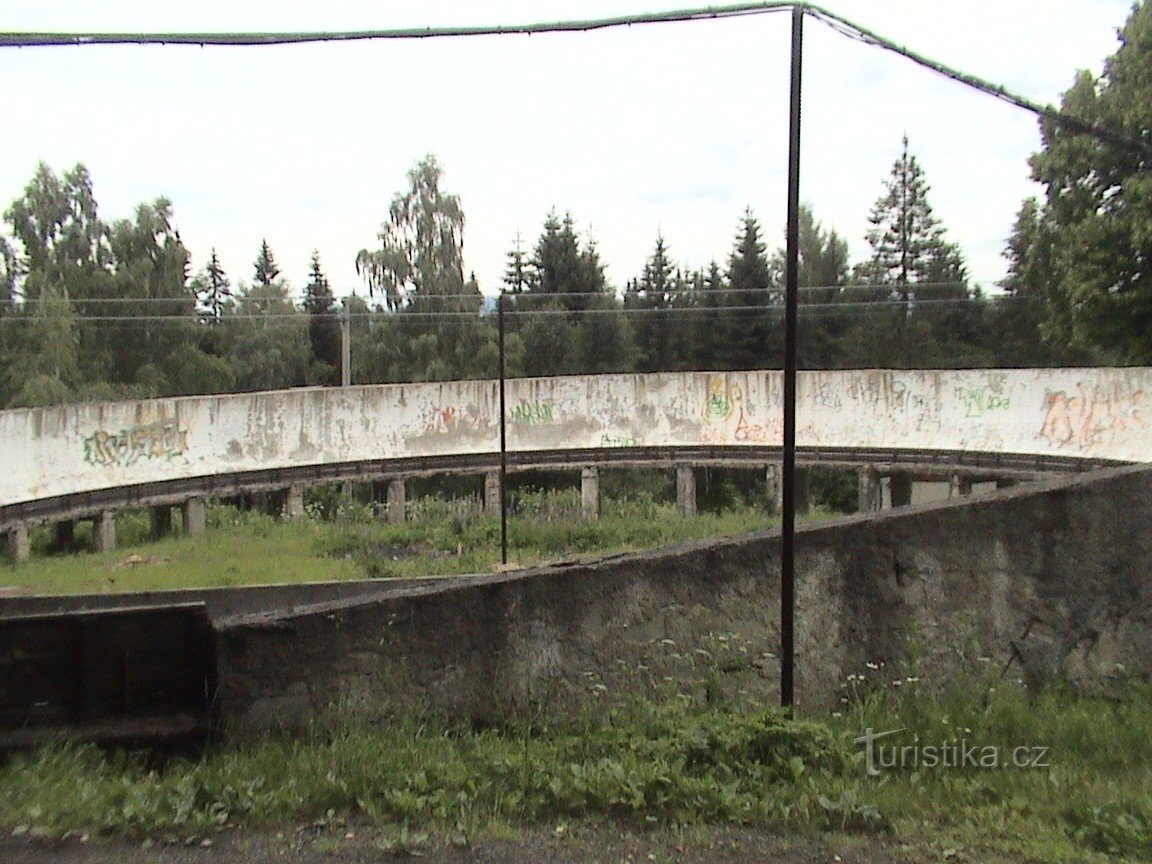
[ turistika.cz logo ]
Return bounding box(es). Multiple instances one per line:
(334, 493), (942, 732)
(854, 727), (1051, 776)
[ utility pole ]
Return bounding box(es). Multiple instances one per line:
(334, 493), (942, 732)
(780, 2), (804, 710)
(340, 300), (351, 387)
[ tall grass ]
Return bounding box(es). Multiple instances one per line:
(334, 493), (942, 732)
(1, 684), (1149, 861)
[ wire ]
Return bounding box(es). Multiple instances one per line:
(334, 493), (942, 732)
(0, 1), (1142, 156)
(10, 281), (995, 305)
(804, 6), (1151, 158)
(0, 294), (1032, 324)
(0, 3), (793, 47)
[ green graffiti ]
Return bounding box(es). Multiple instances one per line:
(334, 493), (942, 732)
(510, 400), (555, 425)
(83, 420), (188, 467)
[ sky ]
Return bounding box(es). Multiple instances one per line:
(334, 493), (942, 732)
(0, 0), (1135, 301)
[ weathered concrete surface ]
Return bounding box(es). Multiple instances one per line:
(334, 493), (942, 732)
(214, 464), (1152, 734)
(2, 368), (1147, 508)
(0, 578), (454, 622)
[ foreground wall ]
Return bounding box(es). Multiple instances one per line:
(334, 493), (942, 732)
(2, 368), (1149, 506)
(215, 464), (1152, 732)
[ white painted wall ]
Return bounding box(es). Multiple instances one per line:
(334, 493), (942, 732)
(1, 368), (1148, 507)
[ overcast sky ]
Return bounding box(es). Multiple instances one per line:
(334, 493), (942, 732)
(0, 1), (1133, 300)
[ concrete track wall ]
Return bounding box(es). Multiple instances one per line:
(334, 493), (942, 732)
(215, 464), (1152, 733)
(2, 368), (1149, 507)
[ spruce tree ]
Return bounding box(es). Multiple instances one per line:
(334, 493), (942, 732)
(253, 239), (280, 288)
(856, 137), (979, 366)
(193, 248), (233, 323)
(304, 250), (342, 384)
(726, 209), (777, 370)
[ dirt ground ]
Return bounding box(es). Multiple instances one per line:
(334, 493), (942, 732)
(1, 824), (929, 864)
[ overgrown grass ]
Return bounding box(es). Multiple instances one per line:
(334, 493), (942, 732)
(1, 684), (1149, 861)
(0, 492), (794, 595)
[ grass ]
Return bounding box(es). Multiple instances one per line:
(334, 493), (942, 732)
(0, 490), (794, 595)
(0, 683), (1149, 862)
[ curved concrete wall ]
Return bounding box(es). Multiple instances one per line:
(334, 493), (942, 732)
(1, 368), (1149, 507)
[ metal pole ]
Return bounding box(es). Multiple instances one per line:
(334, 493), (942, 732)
(340, 301), (351, 387)
(497, 293), (509, 565)
(781, 3), (803, 710)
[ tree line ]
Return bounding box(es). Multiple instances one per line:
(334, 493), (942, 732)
(0, 2), (1148, 409)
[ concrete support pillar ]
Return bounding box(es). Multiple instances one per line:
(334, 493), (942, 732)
(386, 477), (406, 524)
(341, 480), (354, 500)
(765, 465), (782, 515)
(283, 485), (306, 521)
(580, 467), (600, 521)
(858, 467), (881, 512)
(183, 496), (207, 536)
(94, 511), (117, 553)
(483, 470), (501, 517)
(150, 506), (173, 540)
(949, 473), (974, 498)
(52, 520), (76, 552)
(676, 465), (697, 518)
(794, 466), (811, 517)
(888, 472), (913, 508)
(6, 524), (30, 563)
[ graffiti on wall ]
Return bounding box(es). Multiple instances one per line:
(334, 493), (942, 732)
(510, 400), (555, 426)
(704, 376), (733, 421)
(420, 404), (489, 435)
(1039, 382), (1145, 452)
(83, 419), (188, 467)
(600, 432), (637, 447)
(701, 377), (782, 445)
(957, 385), (1011, 418)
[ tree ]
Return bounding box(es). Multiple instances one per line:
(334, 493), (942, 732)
(101, 198), (200, 393)
(511, 212), (634, 376)
(624, 233), (676, 372)
(1009, 3), (1152, 363)
(724, 208), (777, 370)
(356, 154), (465, 308)
(0, 236), (17, 312)
(354, 156), (497, 382)
(854, 137), (981, 366)
(303, 250), (342, 385)
(502, 231), (530, 295)
(253, 239), (280, 288)
(769, 205), (849, 368)
(2, 287), (80, 407)
(3, 162), (109, 303)
(192, 248), (233, 323)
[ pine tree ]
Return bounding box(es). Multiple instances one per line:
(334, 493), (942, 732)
(304, 250), (342, 384)
(193, 248), (233, 323)
(253, 239), (280, 288)
(502, 231), (530, 294)
(769, 205), (849, 368)
(725, 209), (777, 370)
(625, 233), (676, 372)
(856, 137), (979, 366)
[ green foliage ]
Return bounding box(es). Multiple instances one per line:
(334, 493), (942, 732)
(1010, 3), (1152, 363)
(1, 685), (1149, 862)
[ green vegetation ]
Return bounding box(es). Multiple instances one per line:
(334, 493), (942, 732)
(14, 0), (1152, 414)
(0, 490), (791, 595)
(1, 681), (1149, 862)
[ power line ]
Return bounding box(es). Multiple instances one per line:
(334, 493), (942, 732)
(0, 294), (1033, 324)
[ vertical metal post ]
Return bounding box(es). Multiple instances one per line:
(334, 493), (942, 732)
(781, 3), (804, 710)
(340, 301), (351, 387)
(497, 293), (509, 565)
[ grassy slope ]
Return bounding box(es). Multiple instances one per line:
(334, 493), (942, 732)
(0, 497), (784, 596)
